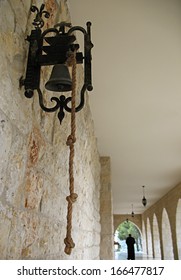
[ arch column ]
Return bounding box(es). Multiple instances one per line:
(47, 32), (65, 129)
(162, 208), (174, 259)
(142, 220), (147, 255)
(146, 218), (153, 258)
(176, 199), (181, 259)
(152, 214), (161, 259)
(100, 157), (114, 259)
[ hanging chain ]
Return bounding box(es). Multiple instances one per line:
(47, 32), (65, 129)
(64, 51), (78, 255)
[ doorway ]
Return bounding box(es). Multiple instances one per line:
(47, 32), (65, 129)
(114, 220), (143, 260)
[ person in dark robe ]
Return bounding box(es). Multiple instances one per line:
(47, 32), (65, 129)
(126, 234), (135, 260)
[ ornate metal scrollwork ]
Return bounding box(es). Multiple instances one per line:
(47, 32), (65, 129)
(31, 4), (50, 29)
(36, 84), (87, 124)
(20, 4), (93, 124)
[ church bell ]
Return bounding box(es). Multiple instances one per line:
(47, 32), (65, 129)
(45, 64), (72, 92)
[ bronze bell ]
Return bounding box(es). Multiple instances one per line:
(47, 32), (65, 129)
(45, 64), (72, 92)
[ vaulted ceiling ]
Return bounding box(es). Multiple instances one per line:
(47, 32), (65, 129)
(68, 0), (181, 214)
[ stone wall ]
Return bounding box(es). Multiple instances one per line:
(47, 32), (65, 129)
(0, 0), (101, 259)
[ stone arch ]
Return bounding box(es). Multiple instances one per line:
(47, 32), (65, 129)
(114, 220), (142, 251)
(162, 208), (174, 259)
(176, 199), (181, 259)
(113, 214), (142, 233)
(146, 217), (153, 257)
(152, 214), (161, 259)
(114, 220), (142, 237)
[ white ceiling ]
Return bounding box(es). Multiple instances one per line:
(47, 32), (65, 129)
(68, 0), (181, 214)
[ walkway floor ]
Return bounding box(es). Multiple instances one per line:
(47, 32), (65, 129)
(115, 251), (155, 260)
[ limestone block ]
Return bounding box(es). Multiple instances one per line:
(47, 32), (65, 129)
(6, 210), (29, 259)
(0, 39), (32, 134)
(94, 232), (101, 246)
(4, 130), (26, 206)
(34, 217), (66, 259)
(21, 212), (39, 249)
(49, 142), (69, 187)
(39, 178), (67, 220)
(0, 110), (12, 195)
(24, 170), (44, 211)
(0, 1), (15, 33)
(52, 115), (70, 147)
(38, 143), (57, 179)
(8, 0), (30, 33)
(0, 215), (11, 259)
(45, 0), (59, 28)
(20, 0), (31, 16)
(100, 234), (114, 260)
(101, 216), (114, 235)
(83, 246), (100, 260)
(58, 0), (71, 22)
(38, 110), (56, 144)
(100, 198), (112, 214)
(27, 126), (46, 168)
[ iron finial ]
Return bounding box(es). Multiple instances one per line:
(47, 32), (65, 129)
(31, 4), (50, 29)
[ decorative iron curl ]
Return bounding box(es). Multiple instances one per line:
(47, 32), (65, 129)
(36, 86), (87, 124)
(31, 4), (50, 29)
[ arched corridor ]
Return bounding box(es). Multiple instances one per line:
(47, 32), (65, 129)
(114, 220), (147, 260)
(114, 186), (181, 260)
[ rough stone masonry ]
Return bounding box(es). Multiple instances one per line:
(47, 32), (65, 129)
(0, 0), (101, 259)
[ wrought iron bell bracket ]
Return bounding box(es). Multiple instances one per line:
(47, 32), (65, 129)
(20, 4), (93, 124)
